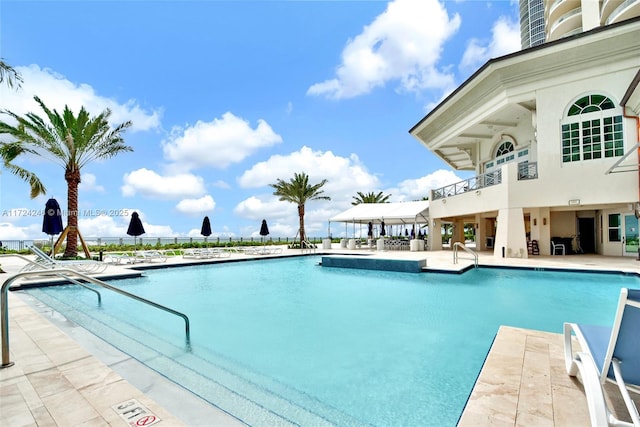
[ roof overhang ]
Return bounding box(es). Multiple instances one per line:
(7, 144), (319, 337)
(329, 201), (429, 225)
(409, 17), (640, 171)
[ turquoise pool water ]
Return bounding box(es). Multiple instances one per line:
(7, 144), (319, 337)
(25, 257), (640, 426)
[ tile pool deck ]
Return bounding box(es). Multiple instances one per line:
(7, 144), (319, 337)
(1, 247), (640, 426)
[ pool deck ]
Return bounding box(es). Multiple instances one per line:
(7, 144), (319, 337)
(2, 247), (640, 426)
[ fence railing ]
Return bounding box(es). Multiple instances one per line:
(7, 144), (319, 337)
(431, 161), (539, 201)
(518, 162), (538, 180)
(0, 236), (323, 252)
(432, 169), (502, 200)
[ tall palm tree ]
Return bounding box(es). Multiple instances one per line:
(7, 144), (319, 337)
(0, 95), (133, 257)
(0, 59), (23, 89)
(351, 191), (391, 205)
(270, 172), (331, 245)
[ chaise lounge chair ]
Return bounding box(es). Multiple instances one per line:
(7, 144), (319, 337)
(563, 288), (640, 426)
(134, 250), (167, 263)
(22, 245), (108, 274)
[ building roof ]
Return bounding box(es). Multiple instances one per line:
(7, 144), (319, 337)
(621, 68), (640, 115)
(329, 201), (429, 225)
(408, 16), (640, 171)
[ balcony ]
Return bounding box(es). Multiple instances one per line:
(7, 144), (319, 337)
(604, 0), (640, 25)
(432, 162), (538, 200)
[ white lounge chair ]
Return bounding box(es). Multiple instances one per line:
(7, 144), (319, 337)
(23, 246), (108, 274)
(564, 288), (640, 426)
(134, 250), (167, 263)
(103, 252), (137, 264)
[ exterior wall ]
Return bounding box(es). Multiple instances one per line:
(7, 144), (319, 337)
(416, 21), (640, 258)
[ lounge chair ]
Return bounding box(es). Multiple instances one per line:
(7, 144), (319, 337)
(134, 250), (167, 263)
(103, 252), (137, 264)
(563, 288), (640, 426)
(22, 245), (108, 274)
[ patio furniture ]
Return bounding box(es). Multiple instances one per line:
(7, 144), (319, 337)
(551, 239), (566, 255)
(563, 288), (640, 426)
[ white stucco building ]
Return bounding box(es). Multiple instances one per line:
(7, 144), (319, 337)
(409, 17), (640, 258)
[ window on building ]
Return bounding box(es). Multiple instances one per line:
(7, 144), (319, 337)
(561, 94), (623, 163)
(608, 214), (621, 242)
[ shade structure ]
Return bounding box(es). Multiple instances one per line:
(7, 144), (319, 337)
(42, 198), (63, 255)
(127, 211), (145, 249)
(42, 198), (63, 236)
(127, 212), (145, 237)
(329, 201), (429, 226)
(201, 216), (212, 237)
(260, 219), (270, 237)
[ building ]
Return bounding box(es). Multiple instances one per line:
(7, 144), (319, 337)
(520, 0), (546, 48)
(409, 17), (640, 258)
(546, 0), (640, 41)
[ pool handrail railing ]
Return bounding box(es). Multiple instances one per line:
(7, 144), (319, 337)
(453, 242), (478, 268)
(1, 267), (191, 368)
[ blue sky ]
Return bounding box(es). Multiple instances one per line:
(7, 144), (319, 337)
(0, 0), (520, 241)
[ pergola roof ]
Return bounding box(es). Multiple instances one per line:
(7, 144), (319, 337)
(329, 201), (429, 225)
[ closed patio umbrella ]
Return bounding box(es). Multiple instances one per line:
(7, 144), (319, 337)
(42, 198), (63, 255)
(367, 221), (373, 238)
(201, 216), (212, 243)
(380, 220), (386, 237)
(127, 211), (146, 250)
(260, 219), (269, 245)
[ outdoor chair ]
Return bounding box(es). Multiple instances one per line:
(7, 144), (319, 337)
(22, 245), (108, 274)
(564, 288), (640, 426)
(134, 250), (167, 263)
(551, 240), (566, 255)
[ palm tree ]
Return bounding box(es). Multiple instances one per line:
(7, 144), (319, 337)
(351, 191), (391, 205)
(0, 61), (43, 197)
(270, 172), (331, 245)
(0, 95), (133, 257)
(0, 59), (23, 89)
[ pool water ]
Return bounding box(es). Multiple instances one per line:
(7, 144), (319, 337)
(25, 257), (639, 426)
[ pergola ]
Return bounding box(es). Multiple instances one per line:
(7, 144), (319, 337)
(329, 201), (430, 238)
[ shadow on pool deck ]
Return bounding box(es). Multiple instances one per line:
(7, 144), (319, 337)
(2, 247), (640, 426)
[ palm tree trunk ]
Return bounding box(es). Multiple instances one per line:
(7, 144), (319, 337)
(298, 204), (305, 244)
(64, 169), (80, 257)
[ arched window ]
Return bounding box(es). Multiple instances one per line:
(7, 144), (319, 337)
(496, 141), (514, 157)
(561, 94), (623, 163)
(484, 137), (529, 172)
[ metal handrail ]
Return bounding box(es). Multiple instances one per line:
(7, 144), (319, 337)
(0, 254), (103, 303)
(1, 268), (191, 368)
(453, 242), (478, 268)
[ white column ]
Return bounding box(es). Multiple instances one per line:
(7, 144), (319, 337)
(493, 208), (528, 258)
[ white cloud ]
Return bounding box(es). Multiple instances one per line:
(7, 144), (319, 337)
(389, 169), (462, 201)
(0, 65), (161, 132)
(235, 146), (385, 237)
(175, 195), (216, 216)
(0, 222), (39, 240)
(211, 180), (231, 189)
(238, 146), (379, 203)
(162, 112), (282, 171)
(122, 168), (207, 200)
(459, 16), (520, 72)
(307, 0), (460, 99)
(77, 209), (177, 238)
(78, 173), (105, 193)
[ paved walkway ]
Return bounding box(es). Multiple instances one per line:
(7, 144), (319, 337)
(1, 247), (640, 426)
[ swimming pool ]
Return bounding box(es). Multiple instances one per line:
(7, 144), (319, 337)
(24, 257), (640, 426)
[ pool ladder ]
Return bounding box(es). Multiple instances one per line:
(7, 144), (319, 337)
(1, 267), (191, 368)
(453, 242), (478, 268)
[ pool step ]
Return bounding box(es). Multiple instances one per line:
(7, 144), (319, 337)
(27, 288), (366, 427)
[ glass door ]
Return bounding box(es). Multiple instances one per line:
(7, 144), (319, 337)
(624, 214), (639, 256)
